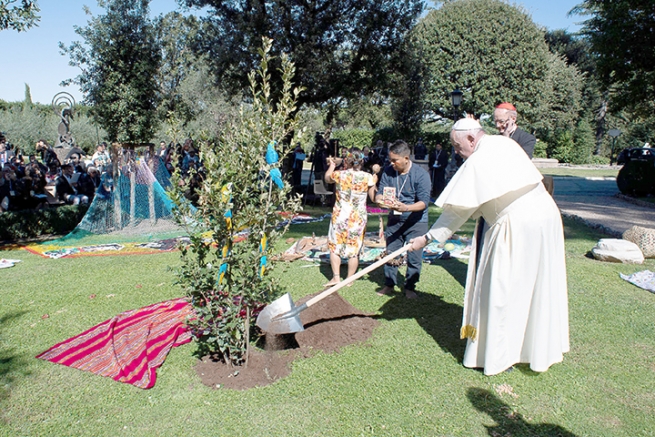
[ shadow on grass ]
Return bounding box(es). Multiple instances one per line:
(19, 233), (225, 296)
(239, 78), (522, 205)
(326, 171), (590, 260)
(0, 311), (32, 403)
(374, 258), (469, 364)
(467, 387), (578, 436)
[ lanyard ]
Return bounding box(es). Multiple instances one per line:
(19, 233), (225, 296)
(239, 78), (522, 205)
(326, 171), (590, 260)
(396, 170), (410, 199)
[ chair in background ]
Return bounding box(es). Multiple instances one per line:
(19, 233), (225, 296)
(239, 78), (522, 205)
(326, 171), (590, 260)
(313, 178), (333, 206)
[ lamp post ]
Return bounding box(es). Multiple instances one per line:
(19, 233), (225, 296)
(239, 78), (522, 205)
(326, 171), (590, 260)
(445, 88), (464, 181)
(451, 88), (463, 122)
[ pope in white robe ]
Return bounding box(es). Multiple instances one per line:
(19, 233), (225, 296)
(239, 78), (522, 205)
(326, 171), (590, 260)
(410, 118), (569, 375)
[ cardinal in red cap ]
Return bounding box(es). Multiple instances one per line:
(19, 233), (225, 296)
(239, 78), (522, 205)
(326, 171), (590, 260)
(493, 102), (535, 158)
(495, 102), (516, 111)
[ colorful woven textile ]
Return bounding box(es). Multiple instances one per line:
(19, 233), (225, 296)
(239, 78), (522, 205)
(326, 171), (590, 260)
(36, 298), (193, 389)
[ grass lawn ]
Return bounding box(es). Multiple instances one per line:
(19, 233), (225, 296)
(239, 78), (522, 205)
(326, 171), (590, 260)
(538, 166), (620, 178)
(1, 206), (654, 437)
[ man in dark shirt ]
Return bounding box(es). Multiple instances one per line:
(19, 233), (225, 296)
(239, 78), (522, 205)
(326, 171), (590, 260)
(493, 102), (535, 158)
(414, 138), (427, 160)
(375, 140), (432, 299)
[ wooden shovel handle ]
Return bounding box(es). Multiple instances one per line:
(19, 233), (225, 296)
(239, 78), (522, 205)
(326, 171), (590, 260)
(304, 244), (411, 308)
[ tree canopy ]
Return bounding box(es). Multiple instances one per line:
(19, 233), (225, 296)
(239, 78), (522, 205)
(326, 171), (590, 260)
(154, 11), (201, 126)
(0, 0), (39, 32)
(61, 0), (161, 144)
(412, 0), (551, 124)
(182, 0), (423, 108)
(573, 0), (655, 116)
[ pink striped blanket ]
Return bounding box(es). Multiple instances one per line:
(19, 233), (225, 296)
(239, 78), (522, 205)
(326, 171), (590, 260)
(36, 298), (193, 389)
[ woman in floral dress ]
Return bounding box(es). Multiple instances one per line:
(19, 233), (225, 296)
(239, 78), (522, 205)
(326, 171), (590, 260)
(323, 149), (377, 287)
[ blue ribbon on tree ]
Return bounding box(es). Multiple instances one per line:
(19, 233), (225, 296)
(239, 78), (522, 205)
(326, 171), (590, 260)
(266, 142), (284, 189)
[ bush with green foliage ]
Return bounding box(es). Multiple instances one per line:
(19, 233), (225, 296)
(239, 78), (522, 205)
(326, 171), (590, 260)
(588, 154), (610, 165)
(0, 205), (88, 241)
(548, 122), (597, 165)
(533, 139), (548, 159)
(170, 39), (305, 365)
(331, 128), (375, 150)
(572, 118), (596, 164)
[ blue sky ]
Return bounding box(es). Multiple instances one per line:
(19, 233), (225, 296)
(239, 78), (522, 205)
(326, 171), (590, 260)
(0, 0), (586, 104)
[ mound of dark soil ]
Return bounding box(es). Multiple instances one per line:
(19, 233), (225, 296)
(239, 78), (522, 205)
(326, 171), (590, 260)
(195, 292), (378, 390)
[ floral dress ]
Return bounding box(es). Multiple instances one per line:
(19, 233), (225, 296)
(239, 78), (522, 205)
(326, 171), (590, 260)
(327, 169), (375, 258)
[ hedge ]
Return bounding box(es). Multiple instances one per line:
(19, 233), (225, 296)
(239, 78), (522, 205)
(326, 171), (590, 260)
(0, 205), (88, 241)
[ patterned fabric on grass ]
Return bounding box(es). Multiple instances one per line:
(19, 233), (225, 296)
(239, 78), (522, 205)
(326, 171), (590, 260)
(36, 298), (193, 389)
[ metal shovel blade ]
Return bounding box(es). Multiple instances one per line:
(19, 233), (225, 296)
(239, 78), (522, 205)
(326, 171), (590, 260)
(256, 292), (305, 334)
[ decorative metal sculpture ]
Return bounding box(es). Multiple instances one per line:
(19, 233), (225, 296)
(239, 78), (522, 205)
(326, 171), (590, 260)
(51, 92), (76, 148)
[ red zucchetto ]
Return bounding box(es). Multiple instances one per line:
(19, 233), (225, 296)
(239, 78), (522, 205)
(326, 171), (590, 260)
(495, 102), (516, 111)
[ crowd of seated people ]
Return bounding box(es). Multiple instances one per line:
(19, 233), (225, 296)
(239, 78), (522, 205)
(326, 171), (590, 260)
(0, 133), (212, 213)
(0, 136), (113, 213)
(0, 133), (423, 214)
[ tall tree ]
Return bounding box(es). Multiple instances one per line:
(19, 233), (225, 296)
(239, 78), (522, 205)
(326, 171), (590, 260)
(536, 51), (583, 135)
(545, 29), (607, 155)
(182, 0), (423, 112)
(411, 0), (551, 125)
(23, 83), (32, 107)
(154, 11), (201, 126)
(572, 0), (655, 117)
(0, 0), (39, 32)
(61, 0), (161, 144)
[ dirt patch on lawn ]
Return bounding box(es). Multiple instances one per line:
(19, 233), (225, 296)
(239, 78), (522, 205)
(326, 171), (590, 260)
(195, 292), (379, 390)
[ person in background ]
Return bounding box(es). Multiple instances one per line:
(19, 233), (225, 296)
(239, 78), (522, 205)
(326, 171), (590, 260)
(56, 164), (89, 205)
(409, 118), (568, 375)
(29, 154), (48, 174)
(36, 139), (61, 168)
(493, 102), (535, 158)
(45, 162), (60, 185)
(0, 138), (15, 165)
(428, 143), (449, 198)
(0, 166), (12, 212)
(375, 140), (431, 299)
(311, 137), (330, 183)
(77, 166), (100, 200)
(65, 144), (86, 162)
(414, 138), (427, 160)
(67, 153), (86, 173)
(158, 141), (168, 157)
(323, 149), (378, 287)
(11, 155), (26, 178)
(91, 142), (111, 173)
(1, 165), (27, 210)
(292, 145), (306, 187)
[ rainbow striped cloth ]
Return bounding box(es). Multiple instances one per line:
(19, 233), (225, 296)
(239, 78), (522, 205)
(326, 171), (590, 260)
(36, 298), (193, 389)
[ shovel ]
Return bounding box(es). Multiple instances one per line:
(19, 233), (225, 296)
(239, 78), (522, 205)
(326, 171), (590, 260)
(256, 244), (410, 334)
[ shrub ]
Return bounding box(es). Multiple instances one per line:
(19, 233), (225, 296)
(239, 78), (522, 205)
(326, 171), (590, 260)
(533, 139), (548, 158)
(331, 128), (375, 150)
(588, 154), (610, 165)
(0, 205), (88, 241)
(170, 38), (305, 365)
(571, 118), (596, 164)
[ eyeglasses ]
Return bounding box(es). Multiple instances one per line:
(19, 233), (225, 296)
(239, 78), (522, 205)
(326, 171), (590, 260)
(494, 118), (509, 125)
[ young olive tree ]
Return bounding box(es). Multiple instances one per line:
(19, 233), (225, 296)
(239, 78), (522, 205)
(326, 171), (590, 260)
(171, 38), (305, 365)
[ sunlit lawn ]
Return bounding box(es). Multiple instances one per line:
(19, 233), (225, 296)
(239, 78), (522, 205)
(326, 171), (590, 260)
(538, 166), (620, 178)
(1, 206), (654, 436)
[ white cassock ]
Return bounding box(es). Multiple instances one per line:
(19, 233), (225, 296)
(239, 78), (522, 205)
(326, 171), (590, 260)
(426, 135), (569, 375)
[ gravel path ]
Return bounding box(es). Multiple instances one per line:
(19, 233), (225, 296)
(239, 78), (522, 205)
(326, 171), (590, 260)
(552, 176), (655, 237)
